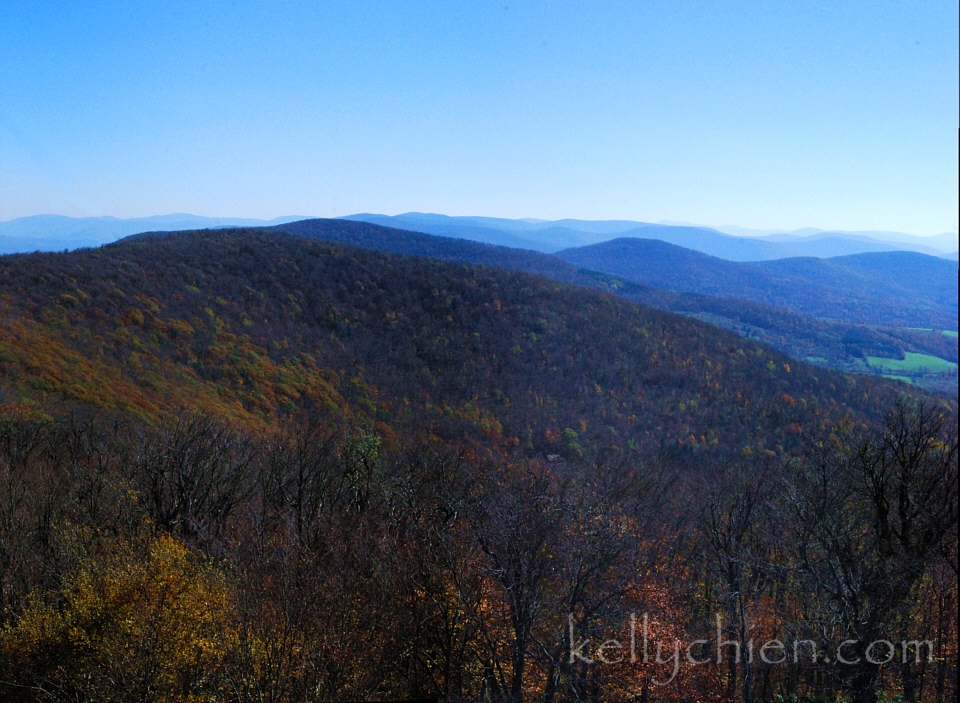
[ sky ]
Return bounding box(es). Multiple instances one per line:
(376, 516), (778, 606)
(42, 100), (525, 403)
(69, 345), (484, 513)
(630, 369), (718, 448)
(1, 1), (957, 235)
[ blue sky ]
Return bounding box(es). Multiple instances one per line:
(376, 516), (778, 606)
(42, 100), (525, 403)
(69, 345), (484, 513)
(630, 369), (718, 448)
(1, 1), (957, 235)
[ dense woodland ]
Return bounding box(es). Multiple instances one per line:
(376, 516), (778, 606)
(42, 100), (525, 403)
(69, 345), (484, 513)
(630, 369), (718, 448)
(0, 227), (956, 703)
(264, 220), (959, 391)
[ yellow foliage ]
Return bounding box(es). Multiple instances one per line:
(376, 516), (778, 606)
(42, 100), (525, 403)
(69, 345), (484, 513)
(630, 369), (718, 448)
(1, 533), (234, 702)
(128, 307), (145, 326)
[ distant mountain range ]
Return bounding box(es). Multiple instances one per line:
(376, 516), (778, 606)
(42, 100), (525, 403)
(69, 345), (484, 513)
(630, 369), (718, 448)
(2, 213), (957, 260)
(672, 220), (958, 248)
(0, 214), (307, 254)
(343, 213), (958, 260)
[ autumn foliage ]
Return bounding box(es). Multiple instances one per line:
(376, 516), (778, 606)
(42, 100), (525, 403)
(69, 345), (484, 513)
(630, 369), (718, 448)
(0, 231), (955, 702)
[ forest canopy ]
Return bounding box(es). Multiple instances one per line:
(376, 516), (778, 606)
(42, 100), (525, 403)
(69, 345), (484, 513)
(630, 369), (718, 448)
(0, 228), (955, 703)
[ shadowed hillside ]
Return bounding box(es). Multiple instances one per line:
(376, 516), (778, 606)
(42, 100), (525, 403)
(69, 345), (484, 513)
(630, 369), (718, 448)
(556, 237), (958, 329)
(264, 220), (958, 391)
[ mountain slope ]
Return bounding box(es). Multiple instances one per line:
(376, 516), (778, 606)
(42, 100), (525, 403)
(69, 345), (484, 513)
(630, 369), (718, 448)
(344, 213), (958, 260)
(814, 251), (959, 310)
(343, 213), (786, 257)
(340, 213), (545, 250)
(0, 228), (914, 457)
(762, 228), (958, 254)
(2, 229), (954, 703)
(263, 220), (956, 389)
(555, 238), (958, 328)
(7, 212), (954, 260)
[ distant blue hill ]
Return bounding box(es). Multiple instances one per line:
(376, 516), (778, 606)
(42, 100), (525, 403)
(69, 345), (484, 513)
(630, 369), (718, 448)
(344, 213), (957, 260)
(341, 213), (545, 250)
(343, 213), (767, 255)
(3, 212), (956, 261)
(762, 228), (957, 253)
(0, 214), (307, 254)
(554, 238), (958, 328)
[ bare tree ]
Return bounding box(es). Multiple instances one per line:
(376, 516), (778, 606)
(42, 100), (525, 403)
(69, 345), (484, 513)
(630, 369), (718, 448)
(129, 416), (255, 544)
(700, 459), (774, 703)
(786, 398), (958, 703)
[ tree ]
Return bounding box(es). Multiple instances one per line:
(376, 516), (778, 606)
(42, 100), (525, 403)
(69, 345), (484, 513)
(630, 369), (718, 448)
(700, 459), (774, 703)
(786, 398), (958, 703)
(0, 533), (234, 703)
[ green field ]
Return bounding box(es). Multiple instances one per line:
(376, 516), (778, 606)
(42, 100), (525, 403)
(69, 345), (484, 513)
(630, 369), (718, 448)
(867, 352), (958, 374)
(898, 327), (958, 339)
(880, 374), (914, 384)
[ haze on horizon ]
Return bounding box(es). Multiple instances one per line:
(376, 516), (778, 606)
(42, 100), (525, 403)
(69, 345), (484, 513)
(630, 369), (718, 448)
(1, 1), (957, 237)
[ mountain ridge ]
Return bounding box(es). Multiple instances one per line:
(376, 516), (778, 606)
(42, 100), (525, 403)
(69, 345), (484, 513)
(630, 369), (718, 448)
(4, 212), (956, 259)
(555, 237), (958, 329)
(3, 225), (916, 456)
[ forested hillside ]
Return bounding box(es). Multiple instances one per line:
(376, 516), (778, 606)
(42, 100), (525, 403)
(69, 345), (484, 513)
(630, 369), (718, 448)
(1, 228), (896, 454)
(0, 228), (955, 703)
(555, 238), (958, 329)
(259, 220), (958, 390)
